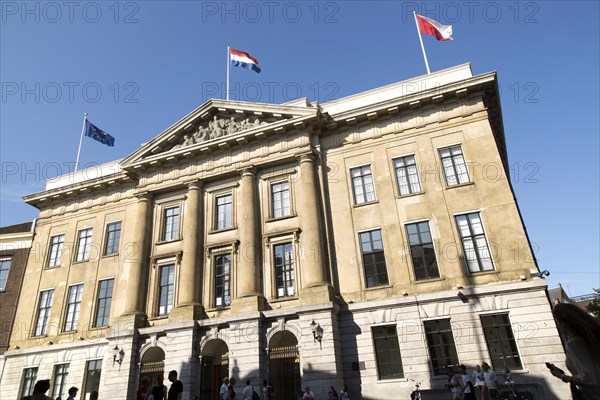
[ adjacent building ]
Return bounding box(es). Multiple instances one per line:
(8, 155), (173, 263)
(0, 64), (570, 400)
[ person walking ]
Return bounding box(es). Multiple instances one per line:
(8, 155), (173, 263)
(23, 380), (52, 400)
(549, 303), (600, 400)
(221, 378), (230, 400)
(137, 377), (151, 400)
(243, 379), (253, 400)
(472, 365), (485, 399)
(459, 365), (476, 400)
(146, 374), (167, 400)
(482, 362), (499, 400)
(228, 377), (237, 400)
(445, 368), (462, 400)
(167, 370), (183, 400)
(302, 387), (315, 400)
(66, 387), (78, 400)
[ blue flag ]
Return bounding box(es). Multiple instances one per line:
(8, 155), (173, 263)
(84, 119), (115, 147)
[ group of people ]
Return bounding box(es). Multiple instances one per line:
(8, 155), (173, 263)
(445, 363), (513, 400)
(218, 377), (275, 400)
(136, 370), (182, 400)
(21, 381), (91, 400)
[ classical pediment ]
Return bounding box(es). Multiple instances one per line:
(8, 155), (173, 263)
(121, 99), (320, 168)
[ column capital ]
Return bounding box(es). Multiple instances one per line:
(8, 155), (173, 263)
(296, 151), (317, 164)
(240, 166), (256, 178)
(134, 191), (153, 202)
(184, 179), (204, 191)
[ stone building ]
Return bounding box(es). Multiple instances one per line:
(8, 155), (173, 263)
(1, 64), (570, 399)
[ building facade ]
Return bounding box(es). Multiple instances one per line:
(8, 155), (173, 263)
(1, 64), (570, 400)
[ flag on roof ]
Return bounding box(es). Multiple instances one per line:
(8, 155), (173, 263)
(84, 120), (115, 147)
(229, 48), (261, 73)
(415, 14), (453, 41)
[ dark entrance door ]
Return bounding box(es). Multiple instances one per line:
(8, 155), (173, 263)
(200, 340), (229, 400)
(269, 332), (301, 400)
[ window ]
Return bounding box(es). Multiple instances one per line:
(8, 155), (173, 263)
(351, 165), (376, 204)
(64, 284), (83, 332)
(216, 194), (233, 230)
(48, 234), (64, 267)
(158, 265), (175, 316)
(51, 364), (69, 399)
(0, 258), (11, 291)
(406, 222), (440, 280)
(455, 212), (494, 272)
(271, 181), (291, 218)
(440, 145), (470, 186)
(274, 242), (295, 298)
(20, 367), (38, 398)
(104, 222), (121, 255)
(359, 230), (388, 288)
(163, 206), (180, 241)
(481, 314), (522, 370)
(373, 325), (403, 380)
(394, 155), (421, 195)
(214, 254), (231, 307)
(95, 279), (114, 327)
(82, 360), (102, 399)
(35, 289), (54, 336)
(424, 319), (459, 375)
(76, 228), (93, 262)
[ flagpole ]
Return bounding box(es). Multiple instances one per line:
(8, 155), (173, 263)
(226, 46), (230, 101)
(413, 11), (431, 74)
(74, 112), (87, 172)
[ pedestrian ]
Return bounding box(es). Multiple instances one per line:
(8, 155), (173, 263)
(137, 377), (151, 400)
(549, 303), (600, 400)
(302, 387), (315, 400)
(459, 365), (476, 400)
(472, 365), (485, 399)
(167, 370), (183, 400)
(445, 368), (461, 400)
(328, 386), (338, 399)
(66, 387), (78, 400)
(228, 377), (237, 400)
(243, 379), (253, 400)
(22, 379), (52, 400)
(339, 385), (349, 400)
(504, 367), (516, 397)
(221, 378), (230, 400)
(482, 362), (499, 400)
(146, 374), (167, 400)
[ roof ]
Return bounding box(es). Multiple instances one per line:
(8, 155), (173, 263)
(0, 222), (33, 235)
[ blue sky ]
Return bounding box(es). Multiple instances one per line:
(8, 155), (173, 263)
(1, 1), (598, 296)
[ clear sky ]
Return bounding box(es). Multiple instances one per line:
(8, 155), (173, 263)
(1, 1), (598, 296)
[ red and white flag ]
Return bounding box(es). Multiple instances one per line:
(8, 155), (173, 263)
(415, 14), (453, 41)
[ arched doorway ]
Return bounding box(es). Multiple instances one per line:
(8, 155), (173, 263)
(200, 339), (229, 400)
(140, 346), (165, 388)
(269, 331), (301, 400)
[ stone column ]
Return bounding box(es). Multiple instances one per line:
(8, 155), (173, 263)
(232, 168), (264, 312)
(171, 180), (204, 321)
(121, 192), (152, 326)
(297, 154), (333, 303)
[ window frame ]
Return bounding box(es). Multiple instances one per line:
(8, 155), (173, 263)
(34, 289), (55, 337)
(372, 325), (404, 380)
(47, 233), (65, 267)
(63, 283), (84, 332)
(359, 229), (389, 288)
(94, 278), (114, 328)
(0, 258), (11, 291)
(350, 164), (377, 205)
(215, 192), (234, 231)
(439, 144), (470, 186)
(405, 221), (440, 281)
(157, 264), (176, 316)
(393, 154), (422, 196)
(103, 221), (122, 256)
(270, 179), (292, 219)
(82, 359), (102, 399)
(455, 211), (495, 273)
(20, 367), (38, 398)
(273, 241), (296, 299)
(480, 313), (523, 370)
(162, 205), (181, 242)
(51, 363), (69, 399)
(75, 227), (93, 262)
(213, 252), (232, 308)
(423, 319), (460, 375)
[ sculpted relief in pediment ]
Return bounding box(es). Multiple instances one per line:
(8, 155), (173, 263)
(172, 114), (278, 150)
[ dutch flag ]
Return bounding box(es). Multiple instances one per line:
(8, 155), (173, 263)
(229, 47), (261, 73)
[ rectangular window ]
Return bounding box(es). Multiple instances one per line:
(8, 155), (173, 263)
(455, 212), (494, 272)
(104, 221), (121, 255)
(95, 279), (114, 327)
(373, 325), (403, 380)
(64, 284), (83, 332)
(83, 360), (102, 399)
(274, 243), (295, 298)
(351, 165), (376, 205)
(216, 194), (233, 230)
(51, 363), (69, 399)
(48, 234), (64, 267)
(0, 258), (11, 291)
(359, 230), (388, 288)
(163, 206), (180, 241)
(440, 145), (470, 186)
(35, 289), (54, 336)
(214, 254), (231, 307)
(20, 367), (38, 398)
(158, 265), (175, 316)
(424, 319), (460, 375)
(271, 181), (291, 218)
(481, 314), (522, 370)
(394, 155), (421, 195)
(75, 228), (93, 262)
(406, 222), (440, 280)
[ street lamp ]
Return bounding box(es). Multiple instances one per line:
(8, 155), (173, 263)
(310, 320), (323, 347)
(113, 345), (125, 366)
